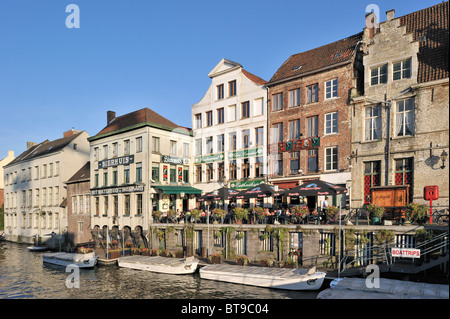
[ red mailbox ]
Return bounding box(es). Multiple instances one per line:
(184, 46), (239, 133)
(424, 185), (439, 201)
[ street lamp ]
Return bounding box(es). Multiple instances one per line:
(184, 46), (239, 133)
(440, 150), (447, 169)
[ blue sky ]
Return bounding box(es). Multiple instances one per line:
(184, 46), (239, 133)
(0, 0), (441, 159)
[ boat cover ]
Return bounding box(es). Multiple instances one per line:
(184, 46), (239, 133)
(43, 252), (96, 263)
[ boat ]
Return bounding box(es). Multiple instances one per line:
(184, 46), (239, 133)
(199, 264), (326, 291)
(42, 252), (98, 268)
(317, 277), (449, 299)
(0, 232), (5, 241)
(28, 245), (48, 251)
(118, 255), (198, 275)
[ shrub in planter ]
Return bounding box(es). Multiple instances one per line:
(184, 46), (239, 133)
(236, 255), (249, 266)
(208, 252), (222, 264)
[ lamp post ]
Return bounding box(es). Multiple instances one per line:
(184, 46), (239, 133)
(440, 150), (448, 169)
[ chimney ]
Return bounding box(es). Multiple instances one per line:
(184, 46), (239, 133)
(27, 142), (36, 149)
(63, 128), (80, 138)
(365, 12), (378, 39)
(107, 111), (116, 125)
(386, 9), (395, 21)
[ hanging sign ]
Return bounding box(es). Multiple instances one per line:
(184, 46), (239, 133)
(391, 248), (421, 258)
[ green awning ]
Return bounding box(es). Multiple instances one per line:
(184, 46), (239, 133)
(152, 185), (202, 194)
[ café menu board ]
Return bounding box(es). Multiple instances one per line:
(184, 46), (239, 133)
(98, 155), (134, 169)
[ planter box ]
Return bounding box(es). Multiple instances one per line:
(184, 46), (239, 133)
(210, 256), (221, 264)
(108, 251), (121, 259)
(141, 250), (151, 256)
(174, 251), (184, 258)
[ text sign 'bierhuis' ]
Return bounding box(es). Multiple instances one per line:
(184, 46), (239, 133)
(98, 155), (134, 169)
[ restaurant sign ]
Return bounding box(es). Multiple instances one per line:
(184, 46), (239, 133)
(90, 184), (144, 196)
(269, 137), (320, 153)
(194, 153), (225, 164)
(98, 155), (134, 169)
(228, 148), (263, 160)
(162, 155), (185, 165)
(229, 179), (264, 189)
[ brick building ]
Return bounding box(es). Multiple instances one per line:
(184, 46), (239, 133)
(266, 33), (364, 209)
(350, 2), (449, 209)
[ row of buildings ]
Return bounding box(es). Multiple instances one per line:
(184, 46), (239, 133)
(2, 3), (449, 247)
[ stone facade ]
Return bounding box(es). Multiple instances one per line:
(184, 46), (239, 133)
(350, 5), (449, 210)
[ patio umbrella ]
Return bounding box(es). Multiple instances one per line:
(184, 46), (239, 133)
(234, 183), (286, 199)
(283, 179), (347, 197)
(199, 187), (240, 201)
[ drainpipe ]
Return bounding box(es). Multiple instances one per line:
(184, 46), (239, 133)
(384, 94), (391, 186)
(265, 85), (270, 184)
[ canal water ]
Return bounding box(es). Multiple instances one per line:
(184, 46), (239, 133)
(0, 241), (321, 299)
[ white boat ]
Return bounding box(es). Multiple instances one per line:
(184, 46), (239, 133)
(199, 264), (326, 291)
(42, 252), (98, 268)
(317, 277), (449, 299)
(118, 255), (198, 275)
(28, 245), (48, 251)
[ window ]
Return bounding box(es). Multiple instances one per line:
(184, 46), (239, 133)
(365, 105), (382, 141)
(112, 169), (118, 185)
(136, 137), (143, 153)
(242, 130), (250, 148)
(289, 88), (300, 107)
(325, 147), (338, 171)
(395, 158), (413, 203)
(136, 163), (142, 183)
(325, 112), (338, 135)
(217, 108), (224, 124)
(206, 111), (213, 126)
(170, 140), (177, 155)
(271, 123), (283, 143)
(124, 140), (130, 155)
(289, 119), (301, 140)
(272, 93), (283, 111)
(103, 170), (108, 186)
(195, 139), (202, 156)
(393, 58), (411, 81)
(170, 168), (176, 183)
(371, 64), (388, 85)
(49, 163), (53, 177)
(103, 197), (108, 216)
(124, 165), (130, 184)
(195, 113), (202, 129)
(183, 143), (189, 157)
(229, 132), (237, 151)
(42, 164), (47, 178)
(307, 116), (318, 137)
(229, 80), (236, 97)
(307, 149), (318, 172)
(112, 196), (118, 216)
(206, 136), (213, 154)
(217, 84), (224, 100)
(103, 145), (108, 159)
(307, 84), (318, 103)
(150, 137), (158, 154)
(217, 162), (224, 181)
(241, 101), (250, 119)
(325, 78), (338, 99)
(255, 127), (264, 146)
(364, 161), (381, 204)
(254, 98), (264, 116)
(206, 164), (213, 182)
(136, 194), (143, 215)
(95, 197), (99, 216)
(55, 162), (60, 176)
(289, 151), (300, 174)
(217, 134), (224, 152)
(272, 154), (283, 176)
(94, 147), (99, 161)
(255, 157), (263, 177)
(94, 171), (99, 187)
(195, 165), (202, 183)
(124, 195), (130, 215)
(112, 143), (118, 157)
(242, 158), (250, 178)
(152, 166), (159, 182)
(183, 169), (189, 183)
(229, 160), (237, 180)
(396, 98), (415, 137)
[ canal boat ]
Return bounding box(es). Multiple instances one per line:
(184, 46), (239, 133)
(42, 252), (98, 268)
(28, 245), (48, 252)
(199, 264), (326, 290)
(317, 277), (449, 299)
(118, 255), (198, 275)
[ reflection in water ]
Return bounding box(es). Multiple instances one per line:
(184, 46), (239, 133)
(0, 242), (318, 299)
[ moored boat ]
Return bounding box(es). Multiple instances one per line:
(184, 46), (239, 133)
(317, 277), (449, 299)
(118, 255), (198, 275)
(199, 264), (325, 290)
(42, 252), (98, 268)
(28, 245), (48, 252)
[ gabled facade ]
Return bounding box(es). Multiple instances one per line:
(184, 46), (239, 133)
(2, 130), (90, 244)
(266, 33), (364, 209)
(350, 2), (449, 209)
(192, 59), (268, 200)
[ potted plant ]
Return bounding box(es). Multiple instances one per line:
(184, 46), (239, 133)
(366, 204), (385, 225)
(236, 255), (249, 266)
(110, 239), (118, 249)
(283, 256), (298, 268)
(252, 207), (265, 223)
(167, 209), (177, 222)
(234, 208), (248, 224)
(141, 248), (150, 256)
(208, 252), (222, 264)
(406, 203), (428, 225)
(325, 206), (339, 224)
(190, 209), (202, 223)
(78, 246), (93, 254)
(108, 249), (121, 259)
(291, 206), (309, 223)
(152, 210), (163, 223)
(131, 247), (140, 255)
(212, 208), (226, 223)
(259, 258), (274, 267)
(151, 248), (160, 256)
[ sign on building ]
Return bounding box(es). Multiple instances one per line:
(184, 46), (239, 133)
(391, 248), (421, 258)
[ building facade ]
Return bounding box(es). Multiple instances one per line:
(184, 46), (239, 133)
(192, 59), (268, 199)
(1, 151), (15, 209)
(2, 130), (90, 244)
(266, 33), (364, 209)
(88, 108), (199, 247)
(350, 3), (449, 209)
(65, 162), (91, 246)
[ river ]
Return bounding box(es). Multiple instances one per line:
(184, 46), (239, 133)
(0, 241), (321, 300)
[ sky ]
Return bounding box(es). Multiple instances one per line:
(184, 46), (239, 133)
(0, 0), (442, 159)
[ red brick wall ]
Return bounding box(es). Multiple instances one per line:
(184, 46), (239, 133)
(268, 62), (354, 178)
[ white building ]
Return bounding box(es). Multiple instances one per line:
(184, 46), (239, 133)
(1, 150), (15, 209)
(2, 130), (90, 244)
(192, 58), (268, 197)
(88, 108), (200, 246)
